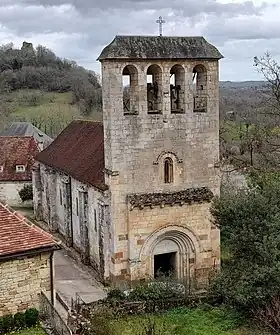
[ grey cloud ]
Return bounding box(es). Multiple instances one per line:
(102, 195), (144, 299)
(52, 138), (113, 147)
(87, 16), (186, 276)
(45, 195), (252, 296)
(1, 0), (269, 17)
(0, 0), (279, 82)
(203, 17), (280, 42)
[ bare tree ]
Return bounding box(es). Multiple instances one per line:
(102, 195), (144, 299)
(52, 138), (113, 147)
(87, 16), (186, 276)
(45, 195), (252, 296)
(220, 53), (280, 172)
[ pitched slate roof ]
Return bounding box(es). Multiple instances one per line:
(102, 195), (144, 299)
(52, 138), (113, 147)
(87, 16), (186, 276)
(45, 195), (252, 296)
(0, 203), (59, 259)
(35, 120), (107, 191)
(0, 136), (39, 181)
(0, 122), (53, 149)
(97, 35), (223, 61)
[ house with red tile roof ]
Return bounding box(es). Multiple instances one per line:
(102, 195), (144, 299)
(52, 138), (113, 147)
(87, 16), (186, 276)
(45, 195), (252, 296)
(0, 122), (53, 150)
(0, 136), (39, 206)
(0, 202), (59, 316)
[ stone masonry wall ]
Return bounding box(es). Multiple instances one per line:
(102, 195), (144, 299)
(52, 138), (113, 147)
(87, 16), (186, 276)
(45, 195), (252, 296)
(0, 252), (52, 316)
(127, 203), (219, 283)
(33, 163), (109, 277)
(101, 58), (220, 282)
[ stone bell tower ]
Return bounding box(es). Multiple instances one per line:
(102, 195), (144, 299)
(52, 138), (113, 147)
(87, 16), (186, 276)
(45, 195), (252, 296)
(98, 35), (223, 287)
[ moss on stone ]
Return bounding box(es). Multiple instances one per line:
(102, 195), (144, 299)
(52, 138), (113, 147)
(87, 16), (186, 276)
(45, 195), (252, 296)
(98, 35), (223, 61)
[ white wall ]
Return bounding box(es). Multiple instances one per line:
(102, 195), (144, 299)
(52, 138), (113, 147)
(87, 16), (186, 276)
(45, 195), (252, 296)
(0, 181), (32, 207)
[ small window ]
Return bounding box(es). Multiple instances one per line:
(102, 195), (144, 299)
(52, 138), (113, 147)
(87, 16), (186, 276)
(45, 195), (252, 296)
(164, 158), (173, 183)
(76, 197), (79, 216)
(59, 188), (62, 205)
(16, 165), (25, 172)
(0, 166), (3, 173)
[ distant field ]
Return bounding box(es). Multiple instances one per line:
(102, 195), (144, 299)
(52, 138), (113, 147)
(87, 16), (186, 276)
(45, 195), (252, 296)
(1, 89), (102, 138)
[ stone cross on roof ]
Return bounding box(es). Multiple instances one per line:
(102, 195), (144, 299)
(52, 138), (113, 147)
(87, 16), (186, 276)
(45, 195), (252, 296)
(156, 16), (165, 36)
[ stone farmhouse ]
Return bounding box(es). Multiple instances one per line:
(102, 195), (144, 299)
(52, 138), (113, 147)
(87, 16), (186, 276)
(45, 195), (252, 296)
(0, 202), (59, 316)
(33, 35), (223, 288)
(0, 136), (39, 206)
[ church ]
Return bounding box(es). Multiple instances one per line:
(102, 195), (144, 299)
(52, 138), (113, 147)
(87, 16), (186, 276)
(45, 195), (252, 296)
(33, 34), (223, 289)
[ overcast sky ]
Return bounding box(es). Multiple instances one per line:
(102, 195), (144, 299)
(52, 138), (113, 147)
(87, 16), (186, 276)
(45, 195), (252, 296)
(0, 0), (279, 81)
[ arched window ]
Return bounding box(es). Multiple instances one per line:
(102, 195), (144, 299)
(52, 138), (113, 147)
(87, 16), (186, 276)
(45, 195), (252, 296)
(147, 64), (162, 113)
(122, 65), (138, 115)
(164, 158), (173, 183)
(170, 65), (185, 113)
(193, 64), (207, 113)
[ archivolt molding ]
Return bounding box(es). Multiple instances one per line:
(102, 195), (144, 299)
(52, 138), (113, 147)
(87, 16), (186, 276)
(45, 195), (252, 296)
(139, 224), (203, 261)
(153, 151), (183, 165)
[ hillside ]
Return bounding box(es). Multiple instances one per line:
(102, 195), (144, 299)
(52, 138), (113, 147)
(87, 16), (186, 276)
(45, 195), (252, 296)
(0, 41), (102, 137)
(0, 89), (102, 138)
(220, 80), (269, 122)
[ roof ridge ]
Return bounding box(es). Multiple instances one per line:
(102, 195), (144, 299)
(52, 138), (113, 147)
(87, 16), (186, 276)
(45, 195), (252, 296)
(71, 119), (103, 124)
(0, 202), (60, 246)
(115, 35), (204, 38)
(0, 135), (34, 139)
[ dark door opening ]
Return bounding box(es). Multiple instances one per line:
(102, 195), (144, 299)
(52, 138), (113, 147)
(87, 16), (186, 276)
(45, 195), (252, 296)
(154, 252), (176, 278)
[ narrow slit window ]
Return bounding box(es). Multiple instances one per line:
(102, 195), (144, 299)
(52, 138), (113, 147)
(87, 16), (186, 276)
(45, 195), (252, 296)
(76, 197), (79, 216)
(59, 188), (62, 205)
(94, 209), (97, 232)
(164, 158), (173, 183)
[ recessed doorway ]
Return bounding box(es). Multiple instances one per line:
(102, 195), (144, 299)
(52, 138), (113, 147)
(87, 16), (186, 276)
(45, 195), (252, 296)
(154, 252), (176, 278)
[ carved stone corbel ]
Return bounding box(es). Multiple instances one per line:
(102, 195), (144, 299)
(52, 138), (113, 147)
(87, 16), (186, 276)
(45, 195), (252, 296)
(77, 184), (88, 193)
(61, 175), (70, 184)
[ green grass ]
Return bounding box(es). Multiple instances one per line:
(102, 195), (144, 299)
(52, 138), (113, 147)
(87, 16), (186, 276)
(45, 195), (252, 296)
(8, 326), (46, 334)
(112, 307), (272, 335)
(2, 89), (81, 137)
(1, 88), (102, 137)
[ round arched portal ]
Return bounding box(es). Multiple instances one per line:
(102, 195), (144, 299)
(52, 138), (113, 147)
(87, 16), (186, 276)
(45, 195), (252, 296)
(139, 225), (201, 282)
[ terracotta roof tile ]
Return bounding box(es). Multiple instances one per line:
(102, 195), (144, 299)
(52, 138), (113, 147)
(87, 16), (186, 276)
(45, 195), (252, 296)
(0, 136), (39, 181)
(35, 120), (107, 191)
(0, 202), (58, 258)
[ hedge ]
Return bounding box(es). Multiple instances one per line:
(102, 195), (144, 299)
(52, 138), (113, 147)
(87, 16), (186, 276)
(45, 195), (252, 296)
(0, 308), (39, 334)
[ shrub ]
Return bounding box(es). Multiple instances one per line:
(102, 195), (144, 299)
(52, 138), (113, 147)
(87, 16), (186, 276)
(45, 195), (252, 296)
(107, 288), (126, 301)
(128, 281), (185, 301)
(0, 318), (3, 335)
(18, 184), (33, 202)
(254, 296), (280, 332)
(14, 312), (26, 329)
(0, 308), (39, 334)
(25, 308), (39, 327)
(0, 314), (14, 333)
(209, 173), (280, 332)
(83, 308), (115, 335)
